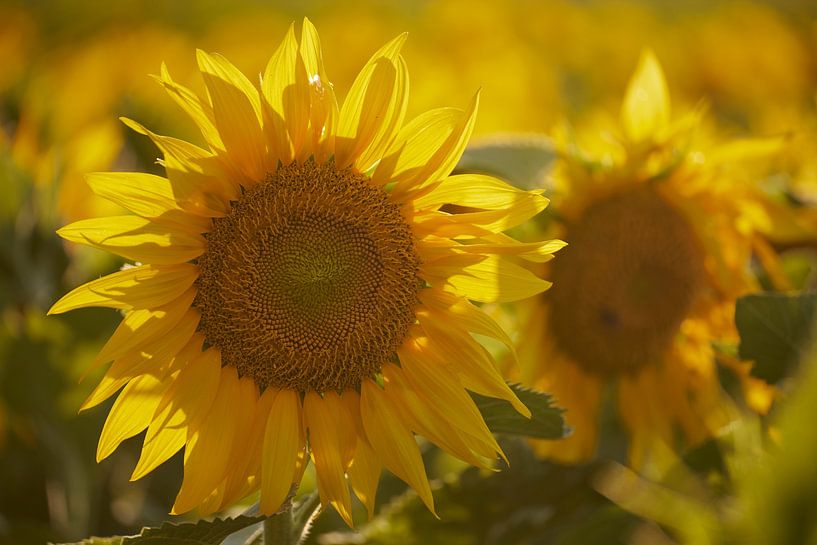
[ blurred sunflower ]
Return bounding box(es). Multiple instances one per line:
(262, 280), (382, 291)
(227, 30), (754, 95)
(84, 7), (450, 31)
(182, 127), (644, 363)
(517, 51), (779, 472)
(48, 19), (559, 524)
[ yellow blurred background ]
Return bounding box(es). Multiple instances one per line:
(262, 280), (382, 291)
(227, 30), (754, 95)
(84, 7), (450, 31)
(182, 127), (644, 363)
(1, 1), (816, 544)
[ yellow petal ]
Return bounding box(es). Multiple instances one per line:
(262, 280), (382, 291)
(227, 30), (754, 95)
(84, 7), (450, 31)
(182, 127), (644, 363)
(172, 366), (241, 514)
(371, 107), (462, 187)
(413, 184), (549, 238)
(416, 234), (563, 265)
(621, 49), (670, 143)
(418, 289), (513, 352)
(708, 135), (788, 165)
(341, 391), (381, 519)
(92, 287), (196, 370)
(198, 483), (227, 517)
(120, 117), (237, 216)
(49, 263), (198, 315)
(96, 373), (169, 462)
(398, 338), (503, 460)
(360, 379), (435, 514)
(262, 23), (310, 166)
(347, 438), (381, 520)
(382, 364), (492, 469)
(304, 391), (355, 526)
(222, 385), (275, 507)
(444, 236), (566, 263)
(80, 310), (201, 411)
(131, 397), (187, 481)
(58, 216), (205, 265)
(420, 319), (530, 417)
(131, 345), (221, 480)
(414, 173), (547, 211)
(354, 55), (409, 173)
(153, 62), (224, 152)
(381, 92), (479, 200)
(214, 376), (259, 510)
(299, 18), (338, 163)
(423, 254), (551, 303)
(334, 34), (407, 169)
(197, 50), (266, 181)
(85, 172), (190, 220)
(260, 388), (303, 515)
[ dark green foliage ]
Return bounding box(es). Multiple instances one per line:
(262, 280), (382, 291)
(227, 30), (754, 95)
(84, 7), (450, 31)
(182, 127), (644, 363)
(472, 384), (565, 440)
(735, 292), (817, 383)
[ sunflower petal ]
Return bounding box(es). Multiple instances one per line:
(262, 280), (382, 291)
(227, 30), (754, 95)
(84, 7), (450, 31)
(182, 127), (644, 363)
(371, 107), (461, 187)
(418, 289), (513, 351)
(80, 310), (201, 411)
(413, 184), (549, 237)
(153, 62), (224, 152)
(262, 23), (310, 166)
(48, 263), (198, 315)
(299, 18), (338, 162)
(414, 173), (547, 211)
(222, 384), (276, 508)
(335, 34), (407, 169)
(398, 339), (503, 459)
(382, 364), (492, 468)
(198, 484), (227, 517)
(354, 55), (409, 173)
(172, 366), (241, 514)
(445, 237), (566, 263)
(259, 389), (302, 515)
(92, 288), (196, 369)
(621, 49), (670, 142)
(304, 391), (355, 526)
(360, 379), (435, 514)
(85, 172), (189, 220)
(423, 254), (551, 303)
(197, 49), (266, 181)
(131, 346), (220, 481)
(341, 391), (381, 519)
(421, 319), (530, 417)
(96, 373), (169, 462)
(120, 117), (236, 216)
(213, 376), (259, 511)
(389, 93), (480, 205)
(58, 216), (205, 265)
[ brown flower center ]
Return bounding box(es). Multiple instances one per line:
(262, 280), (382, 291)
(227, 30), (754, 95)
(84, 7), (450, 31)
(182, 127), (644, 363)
(548, 185), (703, 375)
(195, 160), (421, 392)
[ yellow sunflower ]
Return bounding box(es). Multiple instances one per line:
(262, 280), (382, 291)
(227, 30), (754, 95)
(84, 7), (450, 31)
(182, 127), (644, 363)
(516, 50), (779, 472)
(48, 19), (559, 524)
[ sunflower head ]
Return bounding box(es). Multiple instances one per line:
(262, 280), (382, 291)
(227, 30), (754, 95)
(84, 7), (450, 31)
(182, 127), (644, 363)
(517, 49), (779, 471)
(49, 19), (559, 524)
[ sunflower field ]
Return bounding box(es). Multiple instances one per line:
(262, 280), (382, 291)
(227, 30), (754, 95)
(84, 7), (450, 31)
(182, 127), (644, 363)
(1, 1), (817, 544)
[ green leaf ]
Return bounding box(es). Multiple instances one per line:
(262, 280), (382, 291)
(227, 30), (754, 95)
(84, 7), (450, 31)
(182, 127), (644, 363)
(735, 292), (817, 383)
(456, 134), (556, 189)
(53, 538), (124, 545)
(471, 383), (566, 439)
(291, 492), (321, 544)
(115, 515), (264, 545)
(323, 440), (635, 545)
(54, 516), (267, 545)
(734, 336), (817, 542)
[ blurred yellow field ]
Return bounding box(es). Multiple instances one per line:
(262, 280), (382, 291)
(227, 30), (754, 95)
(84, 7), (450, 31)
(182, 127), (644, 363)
(1, 1), (816, 544)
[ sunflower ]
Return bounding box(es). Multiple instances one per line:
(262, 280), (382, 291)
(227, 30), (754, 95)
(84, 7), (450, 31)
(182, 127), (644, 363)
(48, 19), (559, 524)
(516, 51), (779, 472)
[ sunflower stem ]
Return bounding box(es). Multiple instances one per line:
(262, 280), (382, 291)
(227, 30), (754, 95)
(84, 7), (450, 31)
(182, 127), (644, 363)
(263, 507), (293, 545)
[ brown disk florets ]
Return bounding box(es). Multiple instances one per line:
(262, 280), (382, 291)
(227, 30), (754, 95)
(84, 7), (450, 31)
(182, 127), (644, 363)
(548, 185), (704, 375)
(194, 160), (421, 392)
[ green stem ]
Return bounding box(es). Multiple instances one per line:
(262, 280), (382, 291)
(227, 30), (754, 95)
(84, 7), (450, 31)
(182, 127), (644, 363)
(263, 508), (293, 545)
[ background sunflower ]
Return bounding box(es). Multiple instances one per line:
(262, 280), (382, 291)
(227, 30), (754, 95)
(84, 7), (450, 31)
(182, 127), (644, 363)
(514, 51), (784, 471)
